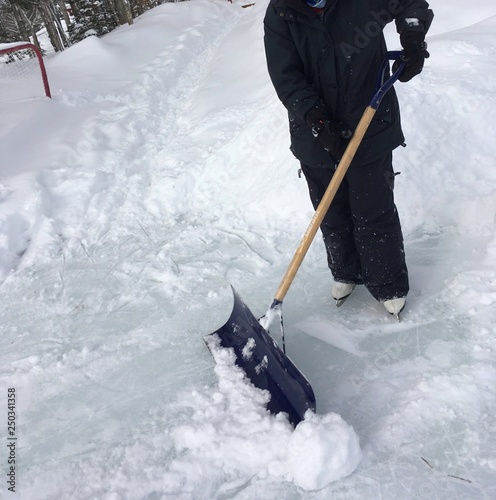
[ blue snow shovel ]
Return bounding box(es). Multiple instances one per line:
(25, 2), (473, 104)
(204, 53), (405, 427)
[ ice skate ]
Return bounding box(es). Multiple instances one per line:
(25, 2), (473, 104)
(383, 297), (406, 321)
(332, 282), (356, 307)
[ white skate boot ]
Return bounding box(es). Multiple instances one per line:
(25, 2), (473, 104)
(332, 282), (356, 307)
(383, 297), (406, 320)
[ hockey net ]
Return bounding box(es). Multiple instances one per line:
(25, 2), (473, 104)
(0, 42), (51, 103)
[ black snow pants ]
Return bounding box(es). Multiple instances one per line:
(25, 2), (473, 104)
(300, 153), (409, 302)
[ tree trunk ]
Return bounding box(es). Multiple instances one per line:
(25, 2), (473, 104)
(58, 0), (71, 28)
(48, 0), (70, 48)
(39, 1), (64, 52)
(31, 29), (42, 52)
(15, 6), (43, 51)
(115, 0), (133, 25)
(124, 0), (134, 25)
(11, 4), (31, 41)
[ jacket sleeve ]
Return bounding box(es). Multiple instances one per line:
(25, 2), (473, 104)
(263, 3), (321, 122)
(392, 0), (434, 34)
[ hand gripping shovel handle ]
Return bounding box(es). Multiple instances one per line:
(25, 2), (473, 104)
(271, 52), (405, 307)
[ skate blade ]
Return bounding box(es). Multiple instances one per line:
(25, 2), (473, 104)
(335, 294), (352, 308)
(388, 306), (405, 322)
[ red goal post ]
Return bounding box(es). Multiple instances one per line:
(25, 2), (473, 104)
(0, 42), (51, 102)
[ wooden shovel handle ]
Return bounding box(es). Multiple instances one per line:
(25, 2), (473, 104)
(273, 106), (377, 303)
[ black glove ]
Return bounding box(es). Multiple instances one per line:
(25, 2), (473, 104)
(305, 107), (352, 160)
(393, 31), (430, 83)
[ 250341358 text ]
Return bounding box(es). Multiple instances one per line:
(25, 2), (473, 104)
(7, 388), (16, 493)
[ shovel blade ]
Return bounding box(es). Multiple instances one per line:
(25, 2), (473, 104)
(204, 287), (316, 427)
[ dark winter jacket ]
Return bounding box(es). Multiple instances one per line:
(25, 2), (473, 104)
(264, 0), (434, 167)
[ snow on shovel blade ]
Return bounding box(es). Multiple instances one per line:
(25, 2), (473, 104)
(204, 287), (316, 427)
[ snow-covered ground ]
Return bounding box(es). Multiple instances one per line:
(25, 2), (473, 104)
(1, 0), (496, 497)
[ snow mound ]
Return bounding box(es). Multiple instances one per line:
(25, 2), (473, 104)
(167, 336), (361, 493)
(288, 411), (362, 490)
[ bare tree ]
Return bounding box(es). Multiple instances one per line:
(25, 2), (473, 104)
(48, 0), (70, 47)
(2, 0), (44, 50)
(0, 3), (20, 42)
(38, 0), (65, 51)
(10, 1), (32, 41)
(58, 0), (71, 28)
(115, 0), (133, 26)
(1, 0), (185, 49)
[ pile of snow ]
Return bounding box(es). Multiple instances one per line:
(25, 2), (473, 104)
(168, 336), (361, 492)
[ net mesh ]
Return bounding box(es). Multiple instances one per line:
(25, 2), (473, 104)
(0, 46), (48, 102)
